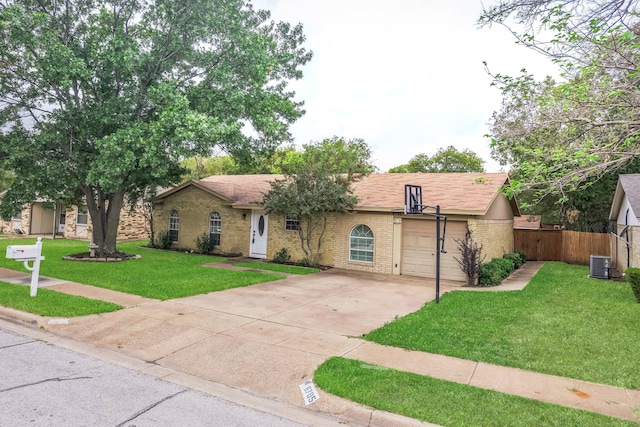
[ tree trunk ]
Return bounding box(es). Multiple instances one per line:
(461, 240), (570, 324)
(83, 185), (126, 256)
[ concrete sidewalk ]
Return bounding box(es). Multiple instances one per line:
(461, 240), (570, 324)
(0, 261), (638, 425)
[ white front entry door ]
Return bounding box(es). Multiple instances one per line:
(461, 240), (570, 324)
(249, 210), (268, 258)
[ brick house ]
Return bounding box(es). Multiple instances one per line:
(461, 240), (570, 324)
(153, 172), (520, 281)
(610, 174), (640, 272)
(0, 200), (149, 241)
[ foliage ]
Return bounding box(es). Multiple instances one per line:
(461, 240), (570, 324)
(0, 239), (283, 300)
(262, 137), (370, 267)
(195, 233), (217, 254)
(272, 247), (291, 264)
(503, 251), (525, 269)
(366, 262), (640, 389)
(388, 146), (485, 173)
(315, 357), (636, 427)
(626, 267), (640, 303)
(453, 230), (485, 286)
(155, 230), (174, 250)
(0, 0), (312, 256)
(478, 262), (503, 287)
(0, 282), (122, 316)
(480, 0), (640, 206)
(493, 257), (515, 278)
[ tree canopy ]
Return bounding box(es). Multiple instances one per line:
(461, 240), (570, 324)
(480, 0), (640, 203)
(0, 0), (311, 254)
(388, 146), (485, 173)
(261, 137), (371, 266)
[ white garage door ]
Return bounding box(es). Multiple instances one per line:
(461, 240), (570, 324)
(401, 219), (467, 281)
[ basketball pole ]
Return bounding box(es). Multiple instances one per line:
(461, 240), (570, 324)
(435, 205), (441, 304)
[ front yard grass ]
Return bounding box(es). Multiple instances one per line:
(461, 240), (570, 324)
(315, 357), (637, 427)
(365, 262), (640, 389)
(0, 239), (284, 300)
(0, 281), (122, 317)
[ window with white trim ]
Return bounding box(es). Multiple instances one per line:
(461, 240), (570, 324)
(169, 209), (179, 242)
(209, 211), (221, 246)
(349, 224), (374, 262)
(77, 205), (88, 226)
(285, 215), (300, 231)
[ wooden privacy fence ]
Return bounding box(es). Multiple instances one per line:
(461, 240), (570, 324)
(514, 229), (612, 265)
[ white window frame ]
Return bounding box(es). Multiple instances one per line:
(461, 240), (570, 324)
(349, 224), (374, 262)
(76, 205), (88, 226)
(169, 209), (179, 242)
(285, 215), (300, 231)
(209, 211), (221, 246)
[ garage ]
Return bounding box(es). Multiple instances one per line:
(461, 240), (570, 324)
(401, 219), (468, 281)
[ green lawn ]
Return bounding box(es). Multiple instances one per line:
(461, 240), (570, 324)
(365, 262), (640, 389)
(232, 261), (319, 275)
(0, 281), (122, 316)
(315, 357), (637, 427)
(0, 239), (284, 300)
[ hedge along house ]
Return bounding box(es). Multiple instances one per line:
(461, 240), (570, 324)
(153, 172), (519, 282)
(0, 199), (149, 241)
(609, 174), (640, 272)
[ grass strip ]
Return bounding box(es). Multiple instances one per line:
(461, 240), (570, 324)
(365, 262), (640, 389)
(0, 282), (122, 317)
(315, 357), (637, 427)
(0, 239), (284, 300)
(232, 261), (319, 275)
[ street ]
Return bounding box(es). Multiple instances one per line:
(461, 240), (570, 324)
(0, 327), (311, 427)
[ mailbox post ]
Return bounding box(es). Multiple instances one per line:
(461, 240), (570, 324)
(5, 237), (45, 297)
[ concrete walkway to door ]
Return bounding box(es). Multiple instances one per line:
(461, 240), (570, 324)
(0, 261), (638, 425)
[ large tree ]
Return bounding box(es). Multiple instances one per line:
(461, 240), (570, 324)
(261, 137), (373, 267)
(480, 0), (640, 203)
(0, 0), (311, 255)
(388, 146), (485, 173)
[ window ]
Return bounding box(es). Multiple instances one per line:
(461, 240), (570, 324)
(350, 224), (374, 262)
(285, 215), (299, 231)
(77, 205), (88, 226)
(209, 211), (221, 246)
(169, 210), (179, 242)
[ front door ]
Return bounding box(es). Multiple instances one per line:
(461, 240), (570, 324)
(249, 210), (268, 258)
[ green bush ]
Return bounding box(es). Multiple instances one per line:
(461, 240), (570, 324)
(492, 257), (514, 279)
(195, 233), (217, 254)
(515, 250), (527, 264)
(626, 267), (640, 303)
(503, 252), (523, 269)
(273, 248), (291, 264)
(478, 262), (502, 287)
(155, 230), (174, 250)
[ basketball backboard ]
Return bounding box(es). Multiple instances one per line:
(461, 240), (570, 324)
(404, 184), (423, 214)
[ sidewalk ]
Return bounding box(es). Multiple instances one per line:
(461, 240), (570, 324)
(0, 261), (638, 425)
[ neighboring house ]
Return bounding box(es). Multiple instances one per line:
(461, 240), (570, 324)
(514, 215), (541, 229)
(609, 174), (640, 272)
(153, 173), (520, 282)
(0, 200), (149, 241)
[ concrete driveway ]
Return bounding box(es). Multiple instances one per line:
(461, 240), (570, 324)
(41, 266), (462, 423)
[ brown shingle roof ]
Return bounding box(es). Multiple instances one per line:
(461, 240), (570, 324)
(157, 172), (515, 215)
(610, 174), (640, 221)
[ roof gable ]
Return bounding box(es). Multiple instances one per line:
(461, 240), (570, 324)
(610, 174), (640, 221)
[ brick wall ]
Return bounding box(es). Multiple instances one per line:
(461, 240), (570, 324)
(266, 213), (337, 265)
(468, 219), (514, 260)
(153, 186), (251, 255)
(615, 224), (639, 272)
(333, 212), (394, 274)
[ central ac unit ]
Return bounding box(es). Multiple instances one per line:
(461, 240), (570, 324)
(589, 255), (611, 279)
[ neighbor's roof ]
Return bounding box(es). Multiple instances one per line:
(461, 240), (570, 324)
(513, 214), (541, 229)
(609, 174), (640, 221)
(155, 172), (518, 215)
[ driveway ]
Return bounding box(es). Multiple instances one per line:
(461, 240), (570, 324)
(42, 267), (462, 422)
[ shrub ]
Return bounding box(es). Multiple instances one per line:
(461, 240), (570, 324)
(626, 267), (640, 303)
(155, 230), (174, 250)
(478, 262), (502, 287)
(195, 233), (217, 254)
(454, 230), (485, 286)
(492, 257), (515, 279)
(273, 248), (291, 264)
(515, 250), (527, 265)
(503, 252), (523, 269)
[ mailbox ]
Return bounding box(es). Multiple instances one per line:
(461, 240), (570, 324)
(5, 237), (45, 297)
(6, 245), (42, 260)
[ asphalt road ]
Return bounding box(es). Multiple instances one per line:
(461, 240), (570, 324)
(0, 327), (310, 427)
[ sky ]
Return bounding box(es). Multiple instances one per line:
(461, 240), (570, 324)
(252, 0), (560, 173)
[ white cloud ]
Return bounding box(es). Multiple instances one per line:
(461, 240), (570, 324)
(254, 0), (559, 172)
